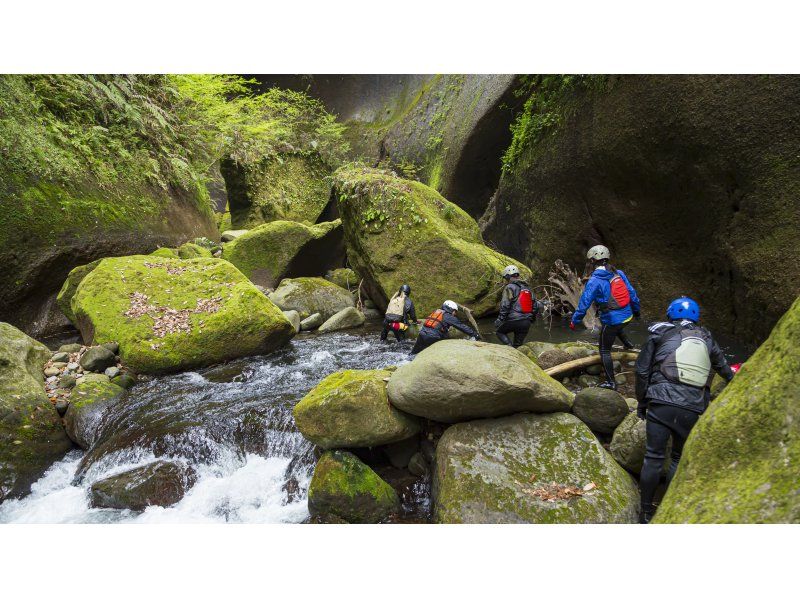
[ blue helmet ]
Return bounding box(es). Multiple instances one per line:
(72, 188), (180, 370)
(667, 297), (700, 322)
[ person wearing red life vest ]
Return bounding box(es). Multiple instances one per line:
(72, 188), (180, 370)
(494, 265), (538, 347)
(570, 244), (641, 390)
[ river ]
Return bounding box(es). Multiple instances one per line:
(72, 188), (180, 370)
(0, 317), (749, 523)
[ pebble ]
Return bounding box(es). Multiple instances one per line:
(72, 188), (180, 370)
(51, 352), (70, 362)
(44, 367), (61, 377)
(55, 399), (69, 417)
(58, 375), (77, 389)
(67, 362), (79, 371)
(46, 375), (58, 383)
(104, 366), (120, 379)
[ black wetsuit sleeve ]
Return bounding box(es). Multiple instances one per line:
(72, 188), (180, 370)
(406, 300), (417, 323)
(709, 337), (734, 382)
(498, 285), (513, 321)
(635, 335), (657, 404)
(445, 313), (477, 337)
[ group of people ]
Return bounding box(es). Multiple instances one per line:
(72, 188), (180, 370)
(378, 244), (738, 523)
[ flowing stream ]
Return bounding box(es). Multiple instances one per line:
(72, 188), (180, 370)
(0, 318), (748, 524)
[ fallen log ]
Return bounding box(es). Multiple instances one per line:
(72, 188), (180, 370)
(544, 351), (640, 379)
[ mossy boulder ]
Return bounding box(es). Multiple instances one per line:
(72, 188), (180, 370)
(317, 307), (366, 333)
(387, 340), (573, 423)
(308, 450), (400, 523)
(63, 376), (126, 449)
(572, 387), (629, 434)
(177, 242), (213, 259)
(0, 323), (73, 501)
(334, 166), (530, 317)
(56, 259), (102, 323)
(268, 277), (355, 321)
(293, 369), (420, 449)
(326, 268), (359, 290)
(222, 220), (343, 288)
(89, 460), (196, 511)
(69, 255), (295, 374)
(149, 247), (179, 258)
(537, 348), (574, 370)
(656, 296), (800, 523)
(433, 412), (640, 523)
(221, 152), (332, 229)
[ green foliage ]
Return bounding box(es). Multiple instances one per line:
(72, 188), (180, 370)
(0, 75), (347, 204)
(501, 75), (606, 173)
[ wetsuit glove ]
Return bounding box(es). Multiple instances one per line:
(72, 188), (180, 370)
(636, 405), (647, 420)
(569, 321), (577, 331)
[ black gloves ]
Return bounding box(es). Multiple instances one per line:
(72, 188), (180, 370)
(637, 405), (647, 420)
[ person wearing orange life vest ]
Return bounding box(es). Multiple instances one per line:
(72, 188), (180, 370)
(570, 245), (641, 390)
(410, 300), (480, 355)
(495, 265), (538, 347)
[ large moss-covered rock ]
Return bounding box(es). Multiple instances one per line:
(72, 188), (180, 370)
(656, 296), (800, 523)
(222, 220), (343, 288)
(0, 323), (73, 501)
(268, 277), (355, 321)
(69, 255), (294, 374)
(63, 376), (126, 449)
(177, 242), (213, 259)
(433, 412), (640, 523)
(483, 75), (800, 345)
(308, 450), (400, 523)
(326, 268), (358, 290)
(293, 369), (420, 449)
(220, 152), (332, 229)
(387, 340), (573, 423)
(89, 460), (195, 511)
(334, 166), (530, 318)
(56, 259), (102, 323)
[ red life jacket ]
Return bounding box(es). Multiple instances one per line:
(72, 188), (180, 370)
(423, 309), (445, 330)
(603, 274), (631, 311)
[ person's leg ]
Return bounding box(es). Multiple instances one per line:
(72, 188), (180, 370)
(495, 321), (513, 346)
(392, 326), (403, 342)
(616, 322), (635, 350)
(639, 408), (672, 523)
(410, 334), (436, 355)
(380, 319), (390, 341)
(598, 323), (618, 387)
(511, 320), (531, 347)
(664, 408), (700, 484)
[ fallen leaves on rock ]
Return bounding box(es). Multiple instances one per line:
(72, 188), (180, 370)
(515, 480), (598, 502)
(144, 261), (188, 275)
(124, 292), (223, 338)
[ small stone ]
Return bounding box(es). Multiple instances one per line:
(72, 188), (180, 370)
(615, 373), (626, 384)
(101, 341), (120, 355)
(577, 374), (600, 387)
(112, 372), (137, 390)
(572, 387), (629, 434)
(613, 360), (622, 372)
(585, 364), (603, 375)
(625, 397), (638, 411)
(408, 452), (428, 477)
(52, 351), (70, 362)
(79, 346), (117, 373)
(300, 312), (324, 331)
(282, 310), (301, 334)
(67, 362), (79, 371)
(51, 361), (68, 369)
(46, 375), (57, 383)
(44, 367), (61, 377)
(104, 366), (120, 379)
(58, 343), (82, 354)
(55, 399), (69, 417)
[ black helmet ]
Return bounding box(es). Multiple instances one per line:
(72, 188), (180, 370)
(400, 284), (411, 296)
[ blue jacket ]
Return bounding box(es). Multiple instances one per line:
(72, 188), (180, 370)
(571, 268), (641, 326)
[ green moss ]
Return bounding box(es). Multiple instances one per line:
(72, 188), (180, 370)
(149, 247), (179, 258)
(268, 276), (354, 321)
(325, 268), (358, 290)
(334, 166), (530, 316)
(656, 296), (800, 523)
(222, 220), (341, 287)
(308, 450), (400, 523)
(293, 369), (420, 449)
(177, 242), (213, 259)
(56, 259), (102, 323)
(70, 255), (295, 374)
(222, 152), (332, 229)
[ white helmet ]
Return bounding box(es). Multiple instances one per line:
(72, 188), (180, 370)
(443, 300), (459, 312)
(502, 264), (520, 278)
(587, 245), (610, 261)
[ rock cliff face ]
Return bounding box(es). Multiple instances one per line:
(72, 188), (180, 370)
(482, 75), (800, 345)
(254, 74), (521, 219)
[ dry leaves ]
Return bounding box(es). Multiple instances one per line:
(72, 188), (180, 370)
(124, 292), (222, 338)
(144, 261), (188, 275)
(516, 480), (598, 502)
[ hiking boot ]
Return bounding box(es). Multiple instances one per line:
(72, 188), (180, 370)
(598, 381), (617, 391)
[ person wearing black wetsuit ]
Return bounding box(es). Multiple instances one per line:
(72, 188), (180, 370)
(635, 296), (734, 523)
(410, 300), (480, 355)
(380, 284), (417, 342)
(495, 264), (537, 347)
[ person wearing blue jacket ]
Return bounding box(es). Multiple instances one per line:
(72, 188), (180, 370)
(570, 244), (641, 390)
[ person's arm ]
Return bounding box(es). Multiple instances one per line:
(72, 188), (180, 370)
(497, 286), (513, 322)
(709, 336), (734, 382)
(447, 313), (478, 338)
(407, 299), (417, 323)
(619, 270), (641, 316)
(571, 279), (596, 325)
(635, 335), (657, 417)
